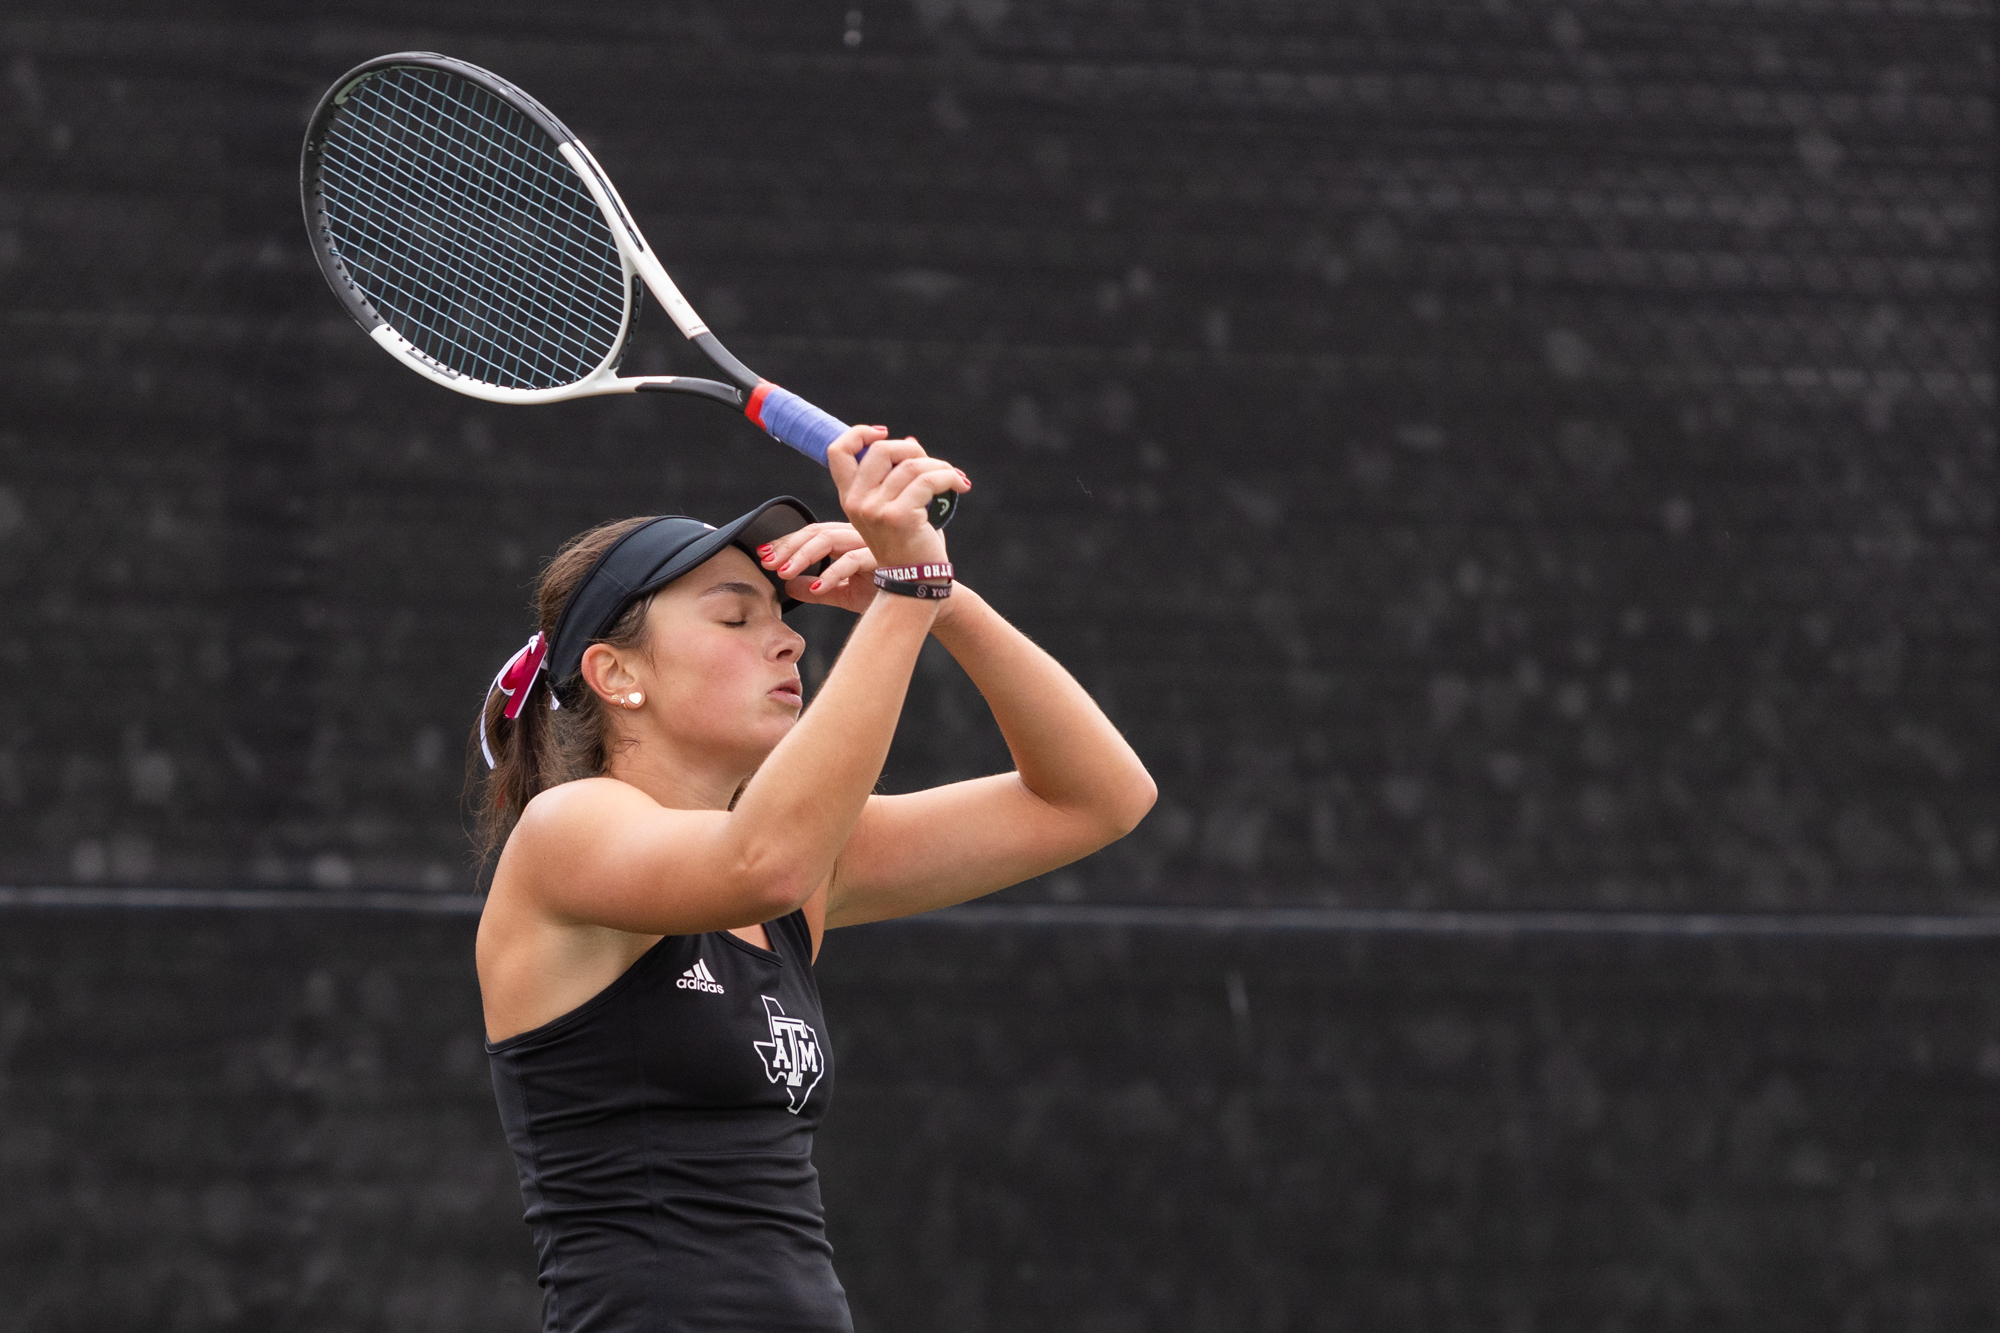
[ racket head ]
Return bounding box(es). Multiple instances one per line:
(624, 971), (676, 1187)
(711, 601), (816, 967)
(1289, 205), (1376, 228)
(300, 53), (638, 400)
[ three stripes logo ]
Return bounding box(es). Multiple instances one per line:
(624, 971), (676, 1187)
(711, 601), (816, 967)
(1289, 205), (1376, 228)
(677, 958), (725, 994)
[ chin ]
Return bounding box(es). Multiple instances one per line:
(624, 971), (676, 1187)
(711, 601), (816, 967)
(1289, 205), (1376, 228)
(737, 708), (797, 758)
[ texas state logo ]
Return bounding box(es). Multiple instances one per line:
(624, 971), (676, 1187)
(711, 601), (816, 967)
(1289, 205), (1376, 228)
(752, 996), (824, 1114)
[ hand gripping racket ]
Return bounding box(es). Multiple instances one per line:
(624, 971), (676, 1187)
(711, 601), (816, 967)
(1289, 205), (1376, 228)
(300, 52), (955, 528)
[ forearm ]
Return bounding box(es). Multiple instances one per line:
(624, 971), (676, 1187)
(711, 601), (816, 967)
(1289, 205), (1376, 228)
(930, 587), (1154, 828)
(727, 593), (937, 896)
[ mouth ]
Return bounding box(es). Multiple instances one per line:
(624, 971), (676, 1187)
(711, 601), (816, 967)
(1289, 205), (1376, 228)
(769, 681), (803, 707)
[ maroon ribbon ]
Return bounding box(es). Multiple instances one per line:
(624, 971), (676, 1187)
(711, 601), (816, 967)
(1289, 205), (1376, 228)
(497, 632), (549, 720)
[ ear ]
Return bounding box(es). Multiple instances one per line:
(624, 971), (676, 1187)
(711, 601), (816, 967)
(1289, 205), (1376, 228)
(579, 642), (641, 704)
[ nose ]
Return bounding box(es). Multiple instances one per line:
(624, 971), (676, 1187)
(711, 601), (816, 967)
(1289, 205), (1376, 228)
(772, 623), (805, 663)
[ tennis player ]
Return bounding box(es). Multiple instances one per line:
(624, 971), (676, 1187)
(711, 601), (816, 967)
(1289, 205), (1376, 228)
(473, 428), (1155, 1332)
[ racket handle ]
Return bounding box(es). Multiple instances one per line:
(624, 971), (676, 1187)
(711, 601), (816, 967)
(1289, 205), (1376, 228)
(748, 383), (845, 464)
(745, 384), (957, 528)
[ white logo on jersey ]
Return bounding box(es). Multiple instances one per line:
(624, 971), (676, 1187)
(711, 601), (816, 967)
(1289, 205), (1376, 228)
(752, 996), (824, 1114)
(677, 958), (724, 994)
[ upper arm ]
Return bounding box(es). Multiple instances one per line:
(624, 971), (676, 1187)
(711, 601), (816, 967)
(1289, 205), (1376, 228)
(501, 779), (809, 936)
(823, 774), (1136, 929)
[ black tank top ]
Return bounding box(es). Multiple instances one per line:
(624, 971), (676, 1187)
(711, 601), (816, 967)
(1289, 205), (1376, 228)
(486, 910), (851, 1333)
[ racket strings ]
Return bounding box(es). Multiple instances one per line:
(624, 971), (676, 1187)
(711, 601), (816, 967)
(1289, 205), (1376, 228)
(339, 77), (613, 347)
(322, 72), (620, 386)
(324, 114), (608, 378)
(322, 71), (620, 384)
(316, 66), (628, 390)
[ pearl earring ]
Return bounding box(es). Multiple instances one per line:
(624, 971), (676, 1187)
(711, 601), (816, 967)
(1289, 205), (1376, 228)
(626, 692), (644, 707)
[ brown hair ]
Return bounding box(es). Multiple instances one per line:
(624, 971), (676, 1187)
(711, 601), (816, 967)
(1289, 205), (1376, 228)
(467, 516), (658, 870)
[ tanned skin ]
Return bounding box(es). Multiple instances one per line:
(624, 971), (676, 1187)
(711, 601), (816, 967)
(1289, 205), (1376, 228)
(477, 428), (1156, 1041)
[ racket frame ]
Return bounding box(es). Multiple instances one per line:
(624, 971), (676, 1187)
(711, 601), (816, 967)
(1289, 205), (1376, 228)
(302, 52), (746, 410)
(301, 52), (955, 525)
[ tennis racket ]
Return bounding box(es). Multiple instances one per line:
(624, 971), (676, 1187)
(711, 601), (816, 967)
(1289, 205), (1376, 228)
(300, 51), (955, 528)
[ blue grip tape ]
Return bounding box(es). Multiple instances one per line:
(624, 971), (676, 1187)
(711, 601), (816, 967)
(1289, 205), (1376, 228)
(756, 386), (849, 467)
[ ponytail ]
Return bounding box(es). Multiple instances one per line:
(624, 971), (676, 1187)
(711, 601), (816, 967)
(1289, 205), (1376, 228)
(467, 516), (659, 872)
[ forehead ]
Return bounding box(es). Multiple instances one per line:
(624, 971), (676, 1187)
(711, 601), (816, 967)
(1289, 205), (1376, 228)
(669, 544), (781, 607)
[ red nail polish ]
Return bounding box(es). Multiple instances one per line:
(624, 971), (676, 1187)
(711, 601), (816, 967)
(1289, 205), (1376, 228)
(809, 580), (822, 592)
(758, 544), (772, 554)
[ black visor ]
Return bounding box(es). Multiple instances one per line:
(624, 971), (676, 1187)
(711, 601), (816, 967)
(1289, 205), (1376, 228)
(546, 497), (819, 689)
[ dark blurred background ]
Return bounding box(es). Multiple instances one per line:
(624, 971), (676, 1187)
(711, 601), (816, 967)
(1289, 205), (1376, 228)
(1, 2), (1993, 1329)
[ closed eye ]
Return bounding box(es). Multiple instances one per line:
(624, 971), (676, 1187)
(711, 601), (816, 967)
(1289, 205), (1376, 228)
(701, 579), (781, 627)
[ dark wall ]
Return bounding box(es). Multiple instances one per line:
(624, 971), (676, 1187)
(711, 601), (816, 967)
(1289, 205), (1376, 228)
(3, 905), (1996, 1332)
(2, 3), (1991, 910)
(5, 10), (1994, 1328)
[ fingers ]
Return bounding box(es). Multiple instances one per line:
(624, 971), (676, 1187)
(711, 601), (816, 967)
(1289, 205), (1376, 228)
(880, 457), (969, 518)
(831, 428), (970, 568)
(828, 428), (972, 504)
(811, 546), (879, 592)
(825, 425), (889, 491)
(850, 450), (966, 512)
(849, 436), (927, 496)
(759, 522), (864, 581)
(785, 550), (880, 612)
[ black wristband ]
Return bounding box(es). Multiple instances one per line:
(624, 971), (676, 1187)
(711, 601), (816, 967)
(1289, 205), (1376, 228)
(872, 570), (953, 599)
(875, 561), (953, 582)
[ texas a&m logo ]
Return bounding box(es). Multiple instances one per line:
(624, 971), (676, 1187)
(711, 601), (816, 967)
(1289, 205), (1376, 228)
(752, 996), (824, 1114)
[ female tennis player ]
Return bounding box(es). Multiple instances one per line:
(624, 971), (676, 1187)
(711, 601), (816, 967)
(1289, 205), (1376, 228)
(472, 429), (1155, 1332)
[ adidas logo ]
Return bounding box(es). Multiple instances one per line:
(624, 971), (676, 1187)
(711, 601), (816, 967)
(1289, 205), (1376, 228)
(677, 958), (725, 994)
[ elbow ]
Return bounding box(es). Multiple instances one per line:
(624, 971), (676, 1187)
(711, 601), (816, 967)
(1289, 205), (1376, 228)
(751, 869), (822, 923)
(1098, 767), (1158, 843)
(727, 847), (824, 922)
(1121, 771), (1160, 835)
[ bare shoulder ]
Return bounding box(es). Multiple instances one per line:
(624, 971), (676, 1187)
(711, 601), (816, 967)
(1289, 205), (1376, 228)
(514, 776), (653, 843)
(482, 779), (629, 930)
(505, 778), (665, 883)
(479, 780), (668, 1040)
(490, 774), (765, 939)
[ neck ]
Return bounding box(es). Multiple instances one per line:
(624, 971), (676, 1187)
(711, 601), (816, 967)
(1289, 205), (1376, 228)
(603, 731), (752, 812)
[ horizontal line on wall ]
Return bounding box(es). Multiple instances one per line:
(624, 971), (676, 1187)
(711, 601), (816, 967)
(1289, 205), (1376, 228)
(3, 886), (1997, 940)
(0, 886), (488, 914)
(919, 904), (2000, 939)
